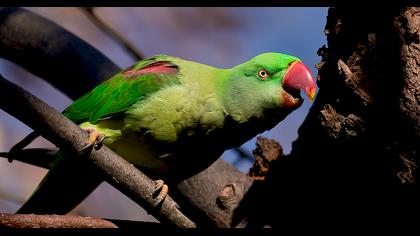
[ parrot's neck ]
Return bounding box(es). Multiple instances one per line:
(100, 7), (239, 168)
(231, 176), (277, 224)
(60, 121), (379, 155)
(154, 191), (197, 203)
(216, 70), (280, 124)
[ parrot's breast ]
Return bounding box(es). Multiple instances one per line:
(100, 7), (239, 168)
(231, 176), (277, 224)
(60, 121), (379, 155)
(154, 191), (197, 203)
(124, 81), (226, 143)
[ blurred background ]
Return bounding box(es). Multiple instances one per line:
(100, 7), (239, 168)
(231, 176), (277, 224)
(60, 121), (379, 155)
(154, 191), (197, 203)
(0, 7), (327, 222)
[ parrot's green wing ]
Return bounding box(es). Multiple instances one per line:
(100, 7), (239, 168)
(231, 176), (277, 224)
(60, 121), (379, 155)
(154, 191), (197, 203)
(63, 55), (181, 124)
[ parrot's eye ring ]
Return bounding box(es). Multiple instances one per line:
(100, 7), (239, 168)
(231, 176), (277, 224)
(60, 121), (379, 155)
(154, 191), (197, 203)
(257, 69), (269, 80)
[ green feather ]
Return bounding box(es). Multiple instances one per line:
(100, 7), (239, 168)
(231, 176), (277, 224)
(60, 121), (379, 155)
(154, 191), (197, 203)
(63, 55), (180, 124)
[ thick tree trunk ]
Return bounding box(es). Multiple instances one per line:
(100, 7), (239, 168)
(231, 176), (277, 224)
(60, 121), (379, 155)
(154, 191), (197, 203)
(247, 7), (420, 227)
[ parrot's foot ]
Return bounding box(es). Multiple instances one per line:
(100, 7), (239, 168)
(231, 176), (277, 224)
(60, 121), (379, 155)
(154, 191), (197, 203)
(152, 179), (168, 208)
(79, 128), (106, 153)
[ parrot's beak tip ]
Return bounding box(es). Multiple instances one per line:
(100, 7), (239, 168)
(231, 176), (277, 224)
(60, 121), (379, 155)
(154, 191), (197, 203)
(307, 87), (316, 102)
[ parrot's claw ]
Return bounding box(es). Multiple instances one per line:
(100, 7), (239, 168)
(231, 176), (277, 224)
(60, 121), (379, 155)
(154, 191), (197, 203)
(79, 128), (106, 153)
(151, 179), (168, 208)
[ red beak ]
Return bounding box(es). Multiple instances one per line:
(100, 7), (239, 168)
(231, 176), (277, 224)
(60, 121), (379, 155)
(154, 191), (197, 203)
(283, 61), (316, 101)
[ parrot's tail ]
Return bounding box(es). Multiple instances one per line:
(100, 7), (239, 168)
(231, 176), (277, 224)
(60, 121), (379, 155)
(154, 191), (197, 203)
(17, 150), (104, 214)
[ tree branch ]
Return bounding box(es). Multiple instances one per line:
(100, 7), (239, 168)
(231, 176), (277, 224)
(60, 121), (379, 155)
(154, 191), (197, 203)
(0, 213), (118, 228)
(0, 7), (119, 100)
(0, 75), (195, 228)
(174, 159), (253, 227)
(0, 148), (58, 169)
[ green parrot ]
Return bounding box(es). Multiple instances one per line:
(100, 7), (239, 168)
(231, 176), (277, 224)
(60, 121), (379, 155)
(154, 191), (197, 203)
(16, 52), (316, 214)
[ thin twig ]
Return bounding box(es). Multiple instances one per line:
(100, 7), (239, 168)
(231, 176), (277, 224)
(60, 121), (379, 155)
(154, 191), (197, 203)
(79, 7), (143, 60)
(8, 131), (40, 160)
(0, 75), (196, 228)
(0, 148), (58, 169)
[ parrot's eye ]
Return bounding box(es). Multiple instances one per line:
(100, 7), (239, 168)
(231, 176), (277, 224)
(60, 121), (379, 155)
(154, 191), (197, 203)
(257, 69), (269, 80)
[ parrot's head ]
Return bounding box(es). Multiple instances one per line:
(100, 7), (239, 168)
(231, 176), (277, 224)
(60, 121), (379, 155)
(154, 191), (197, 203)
(221, 52), (316, 123)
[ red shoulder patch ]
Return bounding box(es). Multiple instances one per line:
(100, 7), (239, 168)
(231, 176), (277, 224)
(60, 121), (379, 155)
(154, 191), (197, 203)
(122, 61), (178, 77)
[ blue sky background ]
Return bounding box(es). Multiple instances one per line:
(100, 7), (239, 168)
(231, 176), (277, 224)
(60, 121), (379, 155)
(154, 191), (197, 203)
(0, 7), (327, 221)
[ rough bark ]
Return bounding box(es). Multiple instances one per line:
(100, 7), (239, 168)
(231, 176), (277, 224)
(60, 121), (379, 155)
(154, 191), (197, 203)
(250, 7), (420, 227)
(248, 136), (282, 181)
(0, 213), (118, 228)
(0, 213), (165, 228)
(175, 159), (253, 227)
